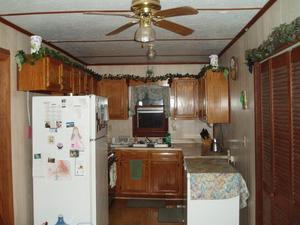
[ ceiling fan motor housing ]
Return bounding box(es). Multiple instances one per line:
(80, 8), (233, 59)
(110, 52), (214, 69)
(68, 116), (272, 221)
(131, 0), (161, 13)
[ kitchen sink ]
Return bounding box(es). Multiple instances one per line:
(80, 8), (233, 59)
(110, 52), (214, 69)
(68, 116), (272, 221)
(132, 143), (170, 148)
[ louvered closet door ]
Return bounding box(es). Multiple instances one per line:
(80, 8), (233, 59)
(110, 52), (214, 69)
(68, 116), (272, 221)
(260, 61), (273, 225)
(291, 46), (300, 225)
(271, 52), (292, 225)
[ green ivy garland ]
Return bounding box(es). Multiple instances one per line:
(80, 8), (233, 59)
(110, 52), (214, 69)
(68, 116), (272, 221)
(15, 47), (229, 81)
(245, 16), (300, 73)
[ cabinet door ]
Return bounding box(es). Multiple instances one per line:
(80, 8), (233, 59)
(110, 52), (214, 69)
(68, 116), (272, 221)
(172, 79), (198, 119)
(72, 68), (80, 94)
(149, 152), (182, 196)
(85, 75), (93, 94)
(60, 64), (73, 93)
(205, 71), (229, 123)
(120, 160), (148, 194)
(46, 57), (62, 91)
(79, 72), (86, 94)
(18, 56), (61, 92)
(99, 79), (128, 119)
(198, 78), (207, 120)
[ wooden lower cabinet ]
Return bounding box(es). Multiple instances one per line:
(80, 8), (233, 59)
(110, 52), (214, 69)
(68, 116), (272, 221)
(119, 160), (149, 194)
(150, 152), (182, 196)
(115, 149), (183, 198)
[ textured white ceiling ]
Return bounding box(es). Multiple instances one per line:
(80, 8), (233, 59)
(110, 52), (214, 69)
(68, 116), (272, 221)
(0, 0), (268, 13)
(0, 0), (269, 65)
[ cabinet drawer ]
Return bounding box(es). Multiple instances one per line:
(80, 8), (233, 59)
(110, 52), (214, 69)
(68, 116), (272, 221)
(121, 151), (148, 160)
(150, 152), (179, 161)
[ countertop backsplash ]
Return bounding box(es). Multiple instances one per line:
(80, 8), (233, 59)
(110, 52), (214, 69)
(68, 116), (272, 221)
(107, 118), (213, 144)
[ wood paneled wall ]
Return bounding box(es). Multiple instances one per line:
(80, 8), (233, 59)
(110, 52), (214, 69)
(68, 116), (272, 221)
(255, 45), (300, 225)
(0, 48), (14, 225)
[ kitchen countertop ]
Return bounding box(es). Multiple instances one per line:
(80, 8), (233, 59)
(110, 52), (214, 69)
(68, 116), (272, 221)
(110, 143), (227, 159)
(172, 143), (227, 159)
(184, 158), (236, 174)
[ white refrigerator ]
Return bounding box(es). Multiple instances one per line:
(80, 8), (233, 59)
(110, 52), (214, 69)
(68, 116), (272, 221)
(32, 95), (109, 225)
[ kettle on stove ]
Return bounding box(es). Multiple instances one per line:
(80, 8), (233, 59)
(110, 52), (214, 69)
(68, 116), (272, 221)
(210, 138), (222, 152)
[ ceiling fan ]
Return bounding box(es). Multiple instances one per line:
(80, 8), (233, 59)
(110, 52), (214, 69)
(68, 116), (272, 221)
(85, 0), (199, 42)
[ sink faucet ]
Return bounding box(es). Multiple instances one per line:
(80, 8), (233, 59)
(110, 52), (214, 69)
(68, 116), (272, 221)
(145, 137), (152, 143)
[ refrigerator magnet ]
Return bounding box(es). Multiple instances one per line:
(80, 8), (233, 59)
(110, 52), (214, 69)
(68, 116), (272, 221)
(34, 153), (42, 159)
(66, 122), (75, 128)
(56, 142), (63, 150)
(70, 150), (79, 158)
(56, 121), (62, 128)
(48, 157), (55, 163)
(75, 159), (85, 176)
(70, 126), (84, 151)
(61, 99), (66, 108)
(48, 136), (55, 144)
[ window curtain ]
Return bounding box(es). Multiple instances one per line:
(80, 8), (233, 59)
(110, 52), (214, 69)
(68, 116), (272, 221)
(130, 85), (170, 117)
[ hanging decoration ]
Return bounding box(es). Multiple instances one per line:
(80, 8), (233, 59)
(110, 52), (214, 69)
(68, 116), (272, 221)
(245, 17), (300, 73)
(15, 47), (229, 81)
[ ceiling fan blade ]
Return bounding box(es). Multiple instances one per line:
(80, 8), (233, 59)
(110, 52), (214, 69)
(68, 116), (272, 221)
(153, 19), (194, 36)
(106, 21), (139, 36)
(83, 12), (136, 19)
(153, 6), (198, 18)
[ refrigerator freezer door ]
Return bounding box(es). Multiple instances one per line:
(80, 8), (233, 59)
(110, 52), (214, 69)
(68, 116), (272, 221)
(90, 95), (108, 140)
(32, 96), (92, 225)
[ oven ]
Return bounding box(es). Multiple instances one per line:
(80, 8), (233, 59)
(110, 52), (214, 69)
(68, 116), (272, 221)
(108, 150), (116, 207)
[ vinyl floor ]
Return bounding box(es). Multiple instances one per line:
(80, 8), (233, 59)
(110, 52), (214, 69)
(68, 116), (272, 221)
(109, 199), (185, 225)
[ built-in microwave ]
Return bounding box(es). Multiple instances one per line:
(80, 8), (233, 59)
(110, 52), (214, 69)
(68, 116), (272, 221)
(132, 106), (168, 137)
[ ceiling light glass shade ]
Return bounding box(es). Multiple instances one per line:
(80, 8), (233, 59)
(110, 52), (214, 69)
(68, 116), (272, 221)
(134, 26), (156, 43)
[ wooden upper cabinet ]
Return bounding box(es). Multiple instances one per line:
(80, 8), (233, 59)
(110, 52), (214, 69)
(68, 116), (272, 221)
(18, 56), (97, 95)
(72, 68), (81, 95)
(198, 78), (207, 120)
(18, 56), (62, 92)
(98, 79), (128, 120)
(199, 70), (230, 123)
(171, 78), (199, 119)
(85, 75), (93, 94)
(60, 64), (73, 93)
(78, 71), (86, 95)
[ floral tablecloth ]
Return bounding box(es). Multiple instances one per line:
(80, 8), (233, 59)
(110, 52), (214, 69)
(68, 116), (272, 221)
(186, 158), (249, 209)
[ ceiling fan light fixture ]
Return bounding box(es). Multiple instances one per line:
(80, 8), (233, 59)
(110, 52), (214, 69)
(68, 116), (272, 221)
(134, 25), (156, 43)
(147, 44), (156, 59)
